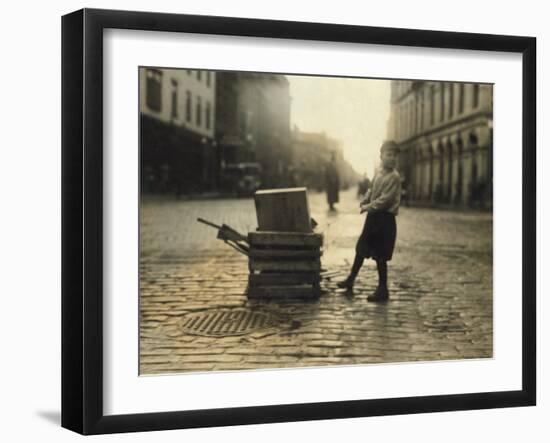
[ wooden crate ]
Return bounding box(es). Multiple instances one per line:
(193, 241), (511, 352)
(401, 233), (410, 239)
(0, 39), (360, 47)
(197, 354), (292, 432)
(249, 258), (321, 272)
(247, 284), (319, 300)
(246, 230), (322, 300)
(248, 272), (320, 287)
(248, 249), (321, 259)
(254, 188), (312, 233)
(248, 231), (323, 247)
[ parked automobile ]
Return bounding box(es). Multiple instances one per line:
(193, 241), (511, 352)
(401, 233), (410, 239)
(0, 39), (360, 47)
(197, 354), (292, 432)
(222, 162), (262, 196)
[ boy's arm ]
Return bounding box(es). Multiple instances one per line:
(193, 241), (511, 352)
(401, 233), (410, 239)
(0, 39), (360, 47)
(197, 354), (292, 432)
(360, 188), (372, 205)
(361, 175), (400, 213)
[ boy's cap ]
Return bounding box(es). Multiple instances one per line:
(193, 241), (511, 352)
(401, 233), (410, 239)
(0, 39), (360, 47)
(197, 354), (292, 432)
(380, 140), (399, 154)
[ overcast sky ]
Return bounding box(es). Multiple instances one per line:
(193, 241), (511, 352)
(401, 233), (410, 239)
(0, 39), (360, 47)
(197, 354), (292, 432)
(287, 75), (391, 177)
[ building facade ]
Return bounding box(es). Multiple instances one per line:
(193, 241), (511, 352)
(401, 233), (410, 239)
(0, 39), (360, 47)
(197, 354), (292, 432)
(216, 72), (292, 188)
(290, 128), (359, 191)
(139, 68), (217, 194)
(387, 80), (493, 208)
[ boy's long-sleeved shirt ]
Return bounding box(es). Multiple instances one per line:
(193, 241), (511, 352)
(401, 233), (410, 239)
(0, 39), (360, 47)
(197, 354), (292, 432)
(362, 168), (402, 215)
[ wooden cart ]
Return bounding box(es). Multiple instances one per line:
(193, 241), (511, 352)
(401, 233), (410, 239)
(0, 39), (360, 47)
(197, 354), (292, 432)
(247, 230), (322, 299)
(198, 187), (323, 300)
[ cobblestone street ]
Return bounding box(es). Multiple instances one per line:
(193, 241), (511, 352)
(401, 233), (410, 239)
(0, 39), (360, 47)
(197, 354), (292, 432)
(139, 189), (493, 374)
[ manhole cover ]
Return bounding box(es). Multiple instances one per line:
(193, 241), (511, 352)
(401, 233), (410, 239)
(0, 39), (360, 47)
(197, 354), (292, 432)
(180, 308), (277, 337)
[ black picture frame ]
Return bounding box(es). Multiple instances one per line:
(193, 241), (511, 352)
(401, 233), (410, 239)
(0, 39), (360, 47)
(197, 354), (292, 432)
(61, 8), (536, 435)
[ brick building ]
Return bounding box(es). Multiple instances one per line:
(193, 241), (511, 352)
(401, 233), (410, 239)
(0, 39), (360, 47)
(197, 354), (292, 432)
(139, 68), (217, 194)
(290, 128), (359, 191)
(387, 80), (493, 207)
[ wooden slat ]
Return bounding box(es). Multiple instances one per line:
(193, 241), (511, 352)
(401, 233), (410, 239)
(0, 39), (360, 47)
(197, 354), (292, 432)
(248, 248), (322, 259)
(249, 272), (320, 287)
(248, 231), (323, 247)
(254, 188), (312, 233)
(249, 258), (321, 272)
(247, 285), (320, 299)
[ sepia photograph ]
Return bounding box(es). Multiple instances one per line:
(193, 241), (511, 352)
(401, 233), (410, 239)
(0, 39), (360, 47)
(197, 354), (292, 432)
(138, 67), (494, 375)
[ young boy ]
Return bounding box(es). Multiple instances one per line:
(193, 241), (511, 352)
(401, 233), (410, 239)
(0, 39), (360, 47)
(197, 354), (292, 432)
(337, 140), (401, 302)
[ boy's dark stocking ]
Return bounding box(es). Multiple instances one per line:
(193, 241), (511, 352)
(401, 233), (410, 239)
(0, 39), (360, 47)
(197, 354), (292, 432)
(376, 259), (387, 288)
(337, 254), (364, 289)
(350, 254), (365, 281)
(368, 259), (389, 302)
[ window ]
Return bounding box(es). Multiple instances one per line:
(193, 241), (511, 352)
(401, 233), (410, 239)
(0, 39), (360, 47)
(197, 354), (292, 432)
(145, 69), (162, 112)
(459, 83), (465, 114)
(430, 85), (435, 126)
(419, 93), (424, 130)
(197, 71), (202, 81)
(439, 83), (444, 122)
(473, 84), (480, 108)
(405, 103), (409, 137)
(196, 96), (202, 127)
(395, 106), (400, 139)
(206, 72), (211, 87)
(413, 99), (420, 134)
(399, 105), (405, 140)
(206, 102), (211, 130)
(187, 70), (192, 75)
(409, 101), (414, 136)
(413, 96), (417, 134)
(240, 109), (248, 136)
(448, 83), (454, 119)
(185, 91), (192, 122)
(170, 79), (178, 119)
(402, 104), (406, 138)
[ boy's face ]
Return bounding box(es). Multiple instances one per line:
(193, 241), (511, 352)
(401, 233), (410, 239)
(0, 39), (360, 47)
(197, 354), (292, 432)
(381, 149), (398, 170)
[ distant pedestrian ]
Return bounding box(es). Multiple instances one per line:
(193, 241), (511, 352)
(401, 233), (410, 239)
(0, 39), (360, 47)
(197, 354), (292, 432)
(400, 177), (409, 207)
(325, 152), (340, 211)
(337, 141), (401, 302)
(357, 173), (371, 199)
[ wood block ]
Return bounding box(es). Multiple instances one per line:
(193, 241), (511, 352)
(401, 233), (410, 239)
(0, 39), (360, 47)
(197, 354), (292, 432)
(248, 272), (321, 287)
(248, 248), (322, 259)
(254, 188), (311, 232)
(247, 285), (320, 299)
(248, 231), (323, 247)
(249, 258), (321, 272)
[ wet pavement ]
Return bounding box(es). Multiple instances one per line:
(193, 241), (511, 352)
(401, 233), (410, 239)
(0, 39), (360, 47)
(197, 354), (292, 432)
(139, 189), (493, 374)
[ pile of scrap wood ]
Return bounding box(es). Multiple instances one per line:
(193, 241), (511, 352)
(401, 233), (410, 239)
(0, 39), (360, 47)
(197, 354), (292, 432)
(198, 187), (323, 299)
(249, 188), (323, 299)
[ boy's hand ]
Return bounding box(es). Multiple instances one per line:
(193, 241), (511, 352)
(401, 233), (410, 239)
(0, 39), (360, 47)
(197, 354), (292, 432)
(360, 190), (371, 205)
(360, 203), (369, 213)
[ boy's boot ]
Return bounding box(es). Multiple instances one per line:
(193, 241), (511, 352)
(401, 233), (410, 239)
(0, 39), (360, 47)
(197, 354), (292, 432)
(337, 276), (355, 290)
(367, 285), (389, 302)
(337, 255), (364, 290)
